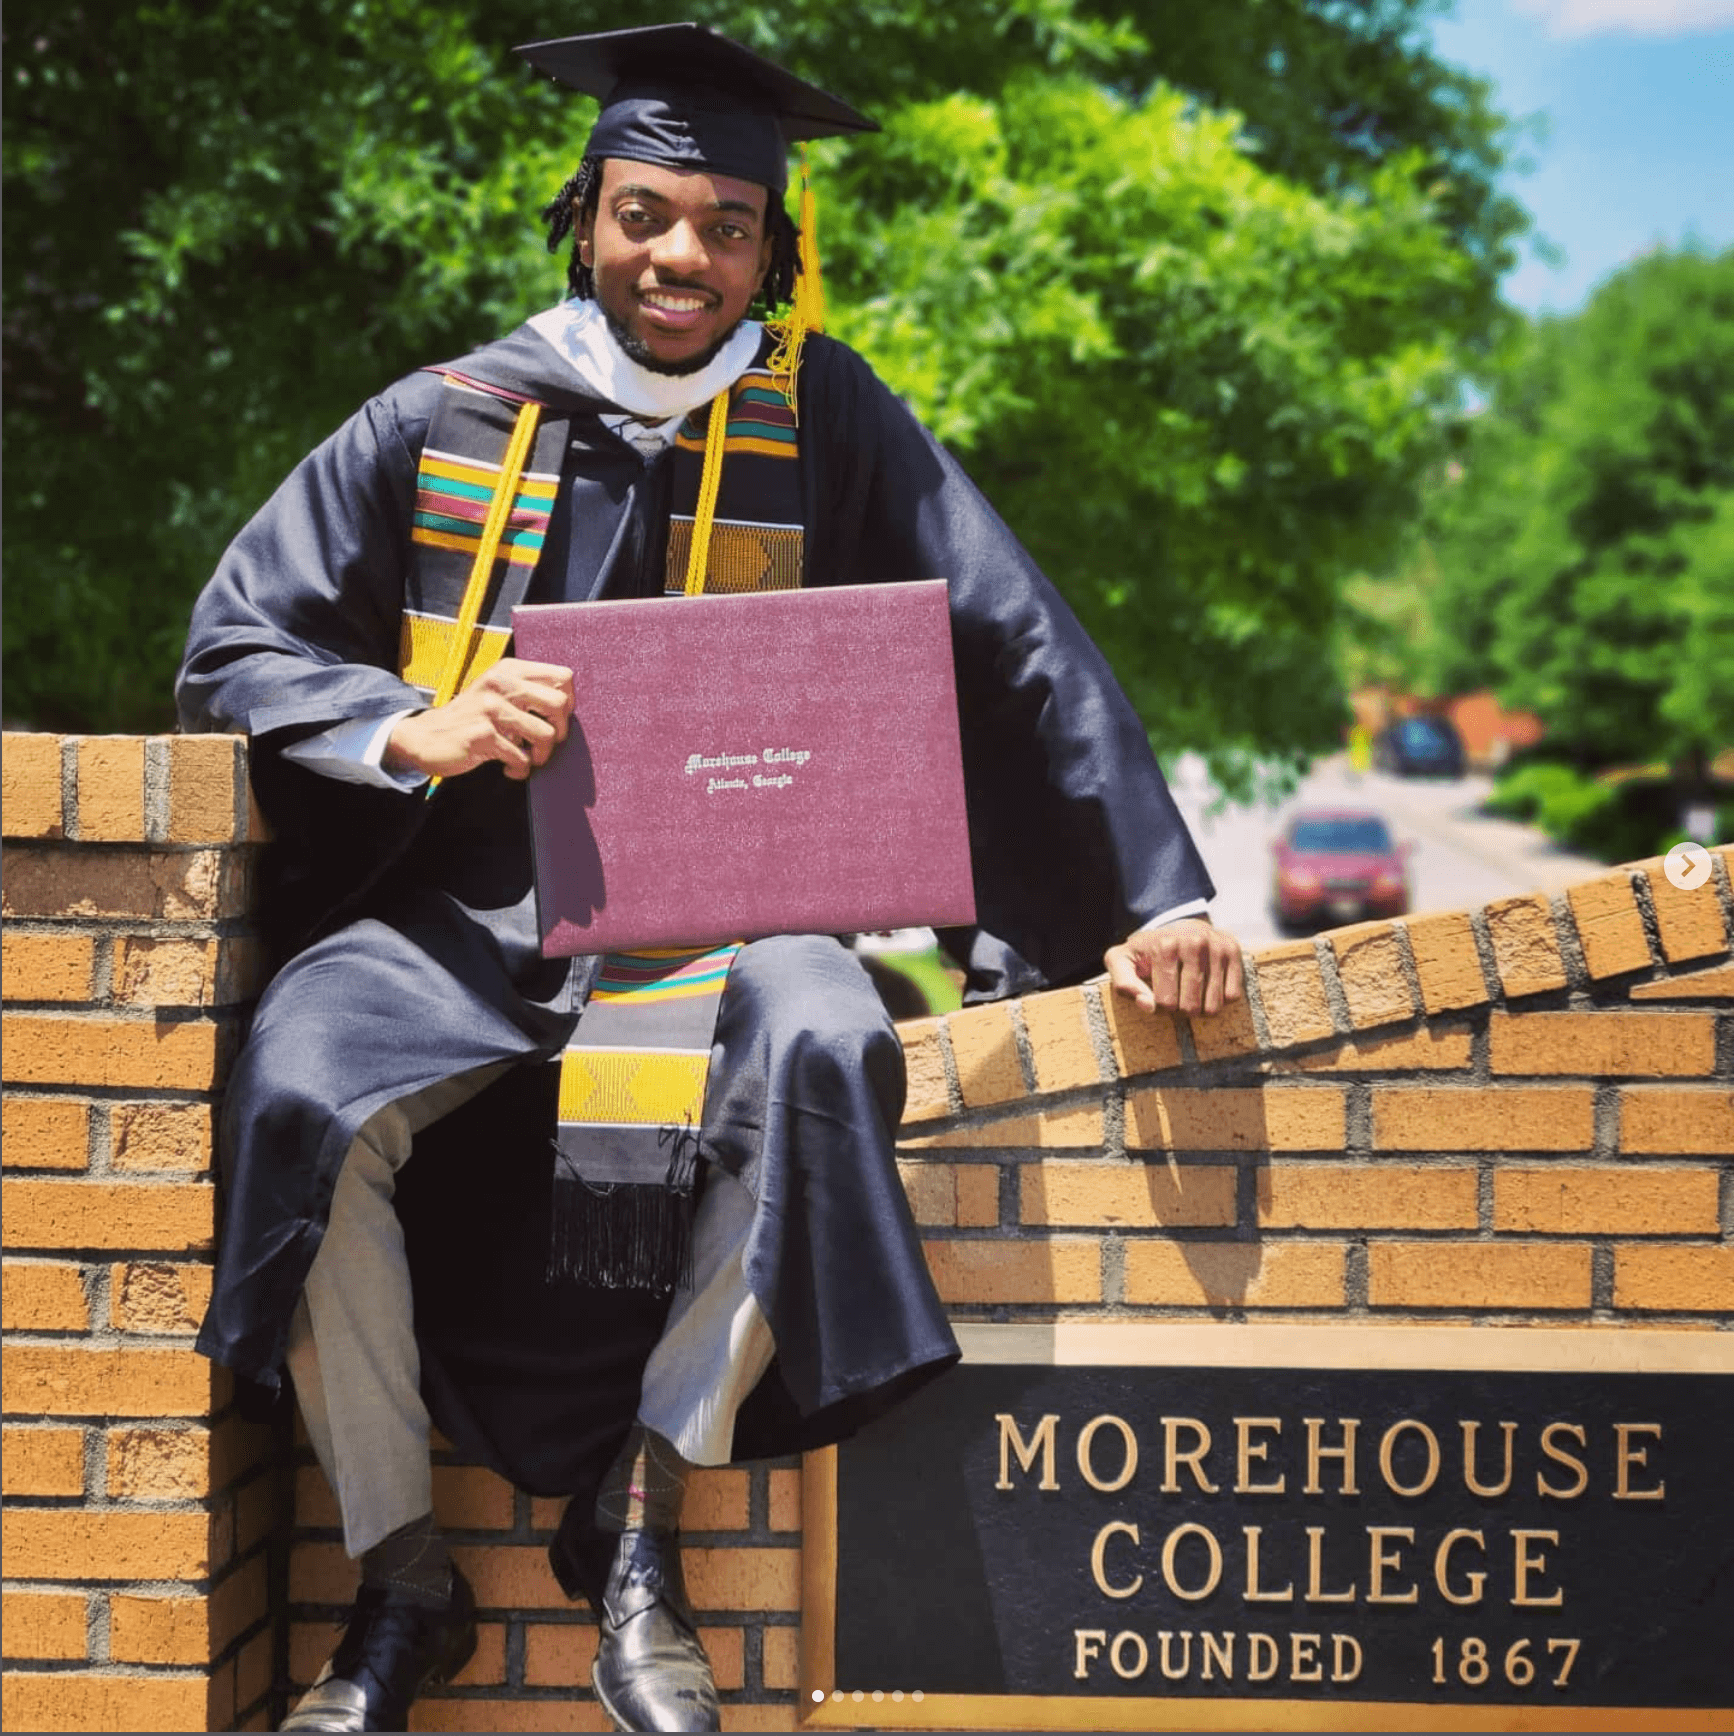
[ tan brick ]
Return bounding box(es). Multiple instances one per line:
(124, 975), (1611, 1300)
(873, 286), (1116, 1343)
(1188, 989), (1263, 1064)
(73, 736), (147, 840)
(1643, 860), (1729, 964)
(521, 1620), (600, 1687)
(1567, 871), (1654, 979)
(1403, 910), (1489, 1014)
(211, 1555), (272, 1656)
(112, 937), (220, 1008)
(297, 1463), (341, 1528)
(1252, 942), (1336, 1046)
(4, 1176), (214, 1254)
(448, 1622), (508, 1688)
(108, 1593), (212, 1666)
(167, 734), (244, 843)
(1619, 1086), (1734, 1155)
(1, 932), (97, 1003)
(1630, 959), (1734, 1000)
(1494, 1166), (1721, 1235)
(237, 1623), (276, 1715)
(446, 1544), (572, 1610)
(955, 1164), (1002, 1227)
(4, 1345), (212, 1417)
(1102, 988), (1183, 1077)
(1, 1096), (91, 1170)
(1123, 1241), (1346, 1308)
(1020, 1161), (1236, 1228)
(1489, 1010), (1716, 1077)
(2, 1260), (90, 1331)
(1330, 923), (1415, 1029)
(408, 1700), (610, 1733)
(1268, 1027), (1472, 1074)
(1, 732), (65, 838)
(683, 1468), (750, 1532)
(0, 1589), (88, 1660)
(1614, 1245), (1734, 1312)
(898, 1019), (949, 1123)
(1368, 1242), (1592, 1310)
(1372, 1086), (1595, 1152)
(0, 844), (246, 921)
(720, 1710), (808, 1734)
(107, 1426), (212, 1498)
(109, 1260), (210, 1335)
(1, 1508), (213, 1580)
(762, 1623), (800, 1690)
(947, 1002), (1025, 1109)
(289, 1540), (361, 1605)
(699, 1625), (746, 1690)
(924, 1237), (1101, 1305)
(898, 1103), (1103, 1150)
(1022, 987), (1103, 1092)
(1258, 1163), (1478, 1230)
(1127, 1085), (1345, 1152)
(2, 1425), (86, 1496)
(217, 935), (272, 1004)
(1, 1014), (220, 1091)
(768, 1467), (800, 1533)
(110, 1102), (213, 1173)
(2, 1675), (215, 1734)
(1485, 894), (1569, 998)
(897, 1160), (955, 1227)
(685, 1545), (800, 1611)
(430, 1462), (515, 1531)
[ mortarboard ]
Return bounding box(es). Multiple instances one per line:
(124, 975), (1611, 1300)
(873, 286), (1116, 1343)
(513, 22), (877, 196)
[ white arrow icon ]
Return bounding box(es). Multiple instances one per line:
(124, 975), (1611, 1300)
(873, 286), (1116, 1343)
(1663, 840), (1712, 893)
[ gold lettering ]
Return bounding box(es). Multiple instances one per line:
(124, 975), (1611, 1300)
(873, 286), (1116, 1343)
(1434, 1528), (1487, 1606)
(1367, 1526), (1419, 1604)
(1333, 1634), (1363, 1683)
(1073, 1629), (1107, 1679)
(1512, 1529), (1564, 1608)
(1090, 1522), (1143, 1599)
(1158, 1631), (1193, 1680)
(1378, 1420), (1441, 1496)
(1109, 1631), (1148, 1680)
(1161, 1522), (1224, 1602)
(1160, 1416), (1219, 1494)
(1201, 1632), (1234, 1681)
(1304, 1525), (1357, 1603)
(995, 1412), (1059, 1491)
(1460, 1420), (1517, 1498)
(1077, 1414), (1139, 1493)
(1235, 1416), (1286, 1494)
(1243, 1526), (1295, 1603)
(1291, 1633), (1323, 1683)
(1303, 1417), (1359, 1495)
(1247, 1633), (1280, 1681)
(1614, 1423), (1665, 1501)
(1536, 1422), (1588, 1500)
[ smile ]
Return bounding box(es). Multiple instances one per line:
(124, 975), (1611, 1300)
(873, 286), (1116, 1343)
(639, 290), (715, 313)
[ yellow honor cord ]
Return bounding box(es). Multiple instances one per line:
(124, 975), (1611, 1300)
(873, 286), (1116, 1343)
(765, 147), (826, 420)
(682, 390), (732, 597)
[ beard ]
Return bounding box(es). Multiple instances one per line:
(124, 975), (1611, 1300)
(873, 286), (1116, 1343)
(600, 298), (747, 377)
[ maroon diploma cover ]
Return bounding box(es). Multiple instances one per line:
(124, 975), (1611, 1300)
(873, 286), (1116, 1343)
(512, 581), (977, 956)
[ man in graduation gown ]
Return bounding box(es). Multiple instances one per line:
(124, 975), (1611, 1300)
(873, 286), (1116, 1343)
(177, 22), (1243, 1734)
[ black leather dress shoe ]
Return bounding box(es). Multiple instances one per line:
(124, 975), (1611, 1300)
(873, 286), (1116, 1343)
(551, 1506), (720, 1733)
(281, 1564), (477, 1732)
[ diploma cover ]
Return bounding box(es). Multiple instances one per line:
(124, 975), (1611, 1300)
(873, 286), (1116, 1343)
(513, 581), (977, 956)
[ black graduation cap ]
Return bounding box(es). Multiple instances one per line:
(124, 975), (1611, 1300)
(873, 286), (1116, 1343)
(514, 22), (877, 195)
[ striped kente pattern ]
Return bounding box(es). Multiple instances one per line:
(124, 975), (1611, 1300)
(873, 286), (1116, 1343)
(673, 372), (797, 461)
(410, 448), (557, 567)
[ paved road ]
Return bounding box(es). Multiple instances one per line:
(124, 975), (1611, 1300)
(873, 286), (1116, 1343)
(1167, 753), (1611, 953)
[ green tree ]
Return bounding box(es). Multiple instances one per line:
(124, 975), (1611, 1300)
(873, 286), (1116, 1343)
(1420, 248), (1734, 782)
(4, 0), (1519, 780)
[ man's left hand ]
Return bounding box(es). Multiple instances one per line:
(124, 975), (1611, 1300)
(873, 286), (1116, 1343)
(1105, 918), (1244, 1017)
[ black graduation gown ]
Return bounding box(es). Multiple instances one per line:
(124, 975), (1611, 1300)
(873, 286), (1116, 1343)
(176, 322), (1214, 1494)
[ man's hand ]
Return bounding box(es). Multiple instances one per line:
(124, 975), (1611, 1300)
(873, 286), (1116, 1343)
(1105, 918), (1244, 1018)
(382, 658), (575, 783)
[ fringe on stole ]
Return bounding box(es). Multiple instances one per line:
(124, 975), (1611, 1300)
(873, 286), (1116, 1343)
(546, 1120), (704, 1294)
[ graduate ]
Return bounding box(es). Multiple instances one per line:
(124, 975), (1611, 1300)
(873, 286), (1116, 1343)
(177, 23), (1242, 1733)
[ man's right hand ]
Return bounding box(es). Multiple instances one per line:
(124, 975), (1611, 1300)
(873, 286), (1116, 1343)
(382, 658), (575, 783)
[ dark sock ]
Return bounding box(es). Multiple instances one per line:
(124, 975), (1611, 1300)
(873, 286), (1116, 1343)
(360, 1510), (453, 1607)
(595, 1424), (691, 1534)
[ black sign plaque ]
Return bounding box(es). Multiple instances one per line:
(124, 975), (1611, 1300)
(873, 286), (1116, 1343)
(799, 1324), (1733, 1730)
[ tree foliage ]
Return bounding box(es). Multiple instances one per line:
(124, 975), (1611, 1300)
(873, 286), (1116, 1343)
(4, 0), (1521, 784)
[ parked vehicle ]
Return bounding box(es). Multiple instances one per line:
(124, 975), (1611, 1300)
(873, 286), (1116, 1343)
(1271, 808), (1410, 931)
(1374, 714), (1466, 778)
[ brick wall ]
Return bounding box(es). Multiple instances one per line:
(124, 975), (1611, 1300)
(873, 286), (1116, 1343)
(5, 732), (1730, 1731)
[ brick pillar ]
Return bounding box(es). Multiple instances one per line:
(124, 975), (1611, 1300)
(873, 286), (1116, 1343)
(2, 734), (276, 1732)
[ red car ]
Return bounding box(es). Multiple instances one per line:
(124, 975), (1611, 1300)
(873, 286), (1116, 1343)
(1271, 808), (1410, 931)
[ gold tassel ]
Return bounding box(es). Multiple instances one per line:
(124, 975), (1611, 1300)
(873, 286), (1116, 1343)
(764, 147), (825, 420)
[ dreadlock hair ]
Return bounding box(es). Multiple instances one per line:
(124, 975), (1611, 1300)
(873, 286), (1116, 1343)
(541, 156), (801, 314)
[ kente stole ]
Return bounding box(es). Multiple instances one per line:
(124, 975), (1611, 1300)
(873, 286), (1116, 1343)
(403, 356), (803, 1292)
